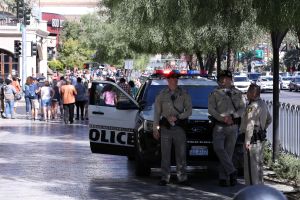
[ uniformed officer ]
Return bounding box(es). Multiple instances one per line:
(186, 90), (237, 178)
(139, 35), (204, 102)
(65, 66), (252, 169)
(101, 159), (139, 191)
(153, 71), (192, 186)
(208, 70), (246, 186)
(240, 84), (272, 185)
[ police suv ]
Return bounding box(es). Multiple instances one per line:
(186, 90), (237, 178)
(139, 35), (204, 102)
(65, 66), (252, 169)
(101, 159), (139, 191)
(89, 70), (218, 176)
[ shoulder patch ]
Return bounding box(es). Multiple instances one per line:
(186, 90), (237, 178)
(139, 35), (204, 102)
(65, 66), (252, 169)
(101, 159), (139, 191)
(247, 107), (253, 113)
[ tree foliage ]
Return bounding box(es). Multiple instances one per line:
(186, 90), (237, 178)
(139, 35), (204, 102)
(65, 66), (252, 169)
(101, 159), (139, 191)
(48, 59), (64, 72)
(102, 0), (258, 72)
(58, 38), (95, 69)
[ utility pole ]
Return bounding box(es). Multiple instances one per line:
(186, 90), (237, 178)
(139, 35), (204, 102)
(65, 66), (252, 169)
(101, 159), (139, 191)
(17, 0), (30, 89)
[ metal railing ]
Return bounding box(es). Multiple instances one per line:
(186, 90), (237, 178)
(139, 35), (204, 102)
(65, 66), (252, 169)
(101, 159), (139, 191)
(265, 101), (300, 157)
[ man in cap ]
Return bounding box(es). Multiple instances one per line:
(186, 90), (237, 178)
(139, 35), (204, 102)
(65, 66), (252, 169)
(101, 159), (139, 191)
(153, 71), (192, 186)
(208, 70), (246, 186)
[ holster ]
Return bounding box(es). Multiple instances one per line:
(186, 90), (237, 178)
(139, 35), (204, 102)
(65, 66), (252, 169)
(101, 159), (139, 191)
(208, 115), (240, 126)
(159, 117), (188, 129)
(159, 117), (171, 129)
(250, 129), (267, 144)
(232, 117), (241, 126)
(175, 118), (188, 129)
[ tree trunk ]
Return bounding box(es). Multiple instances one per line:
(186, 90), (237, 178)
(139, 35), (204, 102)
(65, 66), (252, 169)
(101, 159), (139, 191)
(206, 52), (216, 75)
(296, 30), (300, 48)
(271, 29), (288, 162)
(216, 46), (223, 75)
(195, 50), (204, 71)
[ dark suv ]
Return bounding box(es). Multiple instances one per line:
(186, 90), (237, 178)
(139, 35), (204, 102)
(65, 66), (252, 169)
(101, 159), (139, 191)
(89, 74), (218, 176)
(289, 76), (300, 92)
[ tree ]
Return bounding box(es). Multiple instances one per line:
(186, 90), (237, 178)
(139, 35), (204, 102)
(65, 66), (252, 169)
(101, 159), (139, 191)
(48, 59), (64, 72)
(253, 0), (299, 161)
(102, 0), (259, 74)
(58, 38), (95, 69)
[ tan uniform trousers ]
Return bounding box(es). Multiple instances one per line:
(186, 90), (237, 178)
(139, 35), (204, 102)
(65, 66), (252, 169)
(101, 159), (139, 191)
(244, 141), (264, 185)
(213, 124), (238, 180)
(160, 126), (187, 182)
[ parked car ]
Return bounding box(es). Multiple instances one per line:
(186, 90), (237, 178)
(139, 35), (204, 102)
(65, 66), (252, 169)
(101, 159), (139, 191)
(280, 76), (293, 90)
(279, 72), (292, 77)
(292, 71), (300, 77)
(233, 75), (251, 93)
(256, 76), (274, 93)
(289, 76), (300, 91)
(247, 72), (261, 83)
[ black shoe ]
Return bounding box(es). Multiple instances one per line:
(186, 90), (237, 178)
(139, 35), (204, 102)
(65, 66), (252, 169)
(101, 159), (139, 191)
(75, 118), (79, 120)
(81, 117), (84, 120)
(219, 179), (228, 187)
(70, 121), (74, 124)
(229, 171), (238, 186)
(158, 180), (168, 186)
(178, 180), (191, 186)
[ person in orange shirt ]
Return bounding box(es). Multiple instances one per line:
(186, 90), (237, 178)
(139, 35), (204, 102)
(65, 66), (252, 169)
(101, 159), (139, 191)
(12, 76), (21, 114)
(60, 79), (77, 124)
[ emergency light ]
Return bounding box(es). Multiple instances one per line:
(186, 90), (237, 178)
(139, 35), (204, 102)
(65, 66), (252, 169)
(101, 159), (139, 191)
(153, 69), (203, 77)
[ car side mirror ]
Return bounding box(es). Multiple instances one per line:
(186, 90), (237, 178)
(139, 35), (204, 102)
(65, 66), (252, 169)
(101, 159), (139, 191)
(138, 100), (147, 110)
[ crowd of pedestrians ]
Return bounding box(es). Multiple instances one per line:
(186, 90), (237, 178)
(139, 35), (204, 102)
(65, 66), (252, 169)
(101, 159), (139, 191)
(0, 67), (140, 124)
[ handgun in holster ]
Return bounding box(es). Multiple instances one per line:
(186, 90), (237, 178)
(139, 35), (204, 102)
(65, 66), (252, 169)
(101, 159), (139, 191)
(250, 129), (267, 144)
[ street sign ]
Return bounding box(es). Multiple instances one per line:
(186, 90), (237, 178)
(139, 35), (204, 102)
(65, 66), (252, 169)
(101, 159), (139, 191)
(255, 50), (264, 59)
(124, 59), (134, 69)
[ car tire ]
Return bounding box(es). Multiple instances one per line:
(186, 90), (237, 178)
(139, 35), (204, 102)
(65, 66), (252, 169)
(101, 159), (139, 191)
(127, 155), (135, 161)
(135, 153), (151, 176)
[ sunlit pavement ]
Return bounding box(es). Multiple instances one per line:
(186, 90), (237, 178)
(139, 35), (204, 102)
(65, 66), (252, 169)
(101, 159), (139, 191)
(0, 101), (294, 200)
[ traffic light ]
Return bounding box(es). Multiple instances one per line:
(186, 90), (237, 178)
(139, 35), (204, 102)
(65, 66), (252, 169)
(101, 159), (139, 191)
(17, 0), (24, 20)
(31, 42), (37, 56)
(24, 8), (31, 25)
(14, 40), (22, 56)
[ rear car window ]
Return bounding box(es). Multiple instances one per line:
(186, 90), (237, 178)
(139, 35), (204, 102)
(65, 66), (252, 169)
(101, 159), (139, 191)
(143, 85), (216, 109)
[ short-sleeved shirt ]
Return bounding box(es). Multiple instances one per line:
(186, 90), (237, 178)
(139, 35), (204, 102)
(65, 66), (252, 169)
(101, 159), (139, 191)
(153, 86), (192, 132)
(60, 84), (77, 104)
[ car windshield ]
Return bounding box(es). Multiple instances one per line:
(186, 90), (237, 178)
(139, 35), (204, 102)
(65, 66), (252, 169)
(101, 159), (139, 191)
(143, 85), (216, 109)
(282, 77), (292, 81)
(248, 73), (261, 80)
(234, 77), (248, 82)
(263, 77), (273, 81)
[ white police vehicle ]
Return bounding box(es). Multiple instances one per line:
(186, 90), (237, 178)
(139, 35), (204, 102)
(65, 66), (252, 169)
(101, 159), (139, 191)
(89, 70), (218, 176)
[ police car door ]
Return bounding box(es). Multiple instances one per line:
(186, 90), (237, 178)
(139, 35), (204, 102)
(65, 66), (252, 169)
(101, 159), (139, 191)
(89, 81), (139, 157)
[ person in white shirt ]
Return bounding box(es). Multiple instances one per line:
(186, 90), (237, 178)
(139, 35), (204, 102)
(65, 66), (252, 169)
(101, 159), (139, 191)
(39, 81), (54, 121)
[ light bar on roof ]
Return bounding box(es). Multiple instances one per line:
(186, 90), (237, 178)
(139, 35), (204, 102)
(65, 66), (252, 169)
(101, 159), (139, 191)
(153, 69), (206, 77)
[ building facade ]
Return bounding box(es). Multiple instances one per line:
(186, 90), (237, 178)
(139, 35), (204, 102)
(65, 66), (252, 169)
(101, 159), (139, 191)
(38, 0), (100, 20)
(0, 8), (49, 85)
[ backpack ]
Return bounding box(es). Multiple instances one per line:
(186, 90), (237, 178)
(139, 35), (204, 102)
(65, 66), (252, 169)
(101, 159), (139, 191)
(28, 85), (36, 99)
(3, 85), (15, 100)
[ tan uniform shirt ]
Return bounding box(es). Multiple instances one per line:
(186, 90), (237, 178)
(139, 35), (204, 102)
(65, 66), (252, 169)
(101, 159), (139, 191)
(240, 98), (272, 144)
(153, 87), (192, 132)
(208, 86), (245, 122)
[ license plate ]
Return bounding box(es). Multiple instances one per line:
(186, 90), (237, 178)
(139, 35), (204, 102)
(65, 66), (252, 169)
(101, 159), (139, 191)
(189, 146), (208, 156)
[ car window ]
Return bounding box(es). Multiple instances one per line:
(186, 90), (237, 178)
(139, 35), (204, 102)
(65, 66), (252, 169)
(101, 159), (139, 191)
(143, 84), (216, 109)
(248, 73), (261, 80)
(295, 78), (300, 82)
(90, 82), (131, 107)
(234, 77), (248, 82)
(282, 77), (292, 81)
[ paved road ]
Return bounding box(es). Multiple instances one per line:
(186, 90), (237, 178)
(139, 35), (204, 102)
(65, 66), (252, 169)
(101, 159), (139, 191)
(0, 103), (294, 200)
(261, 90), (300, 105)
